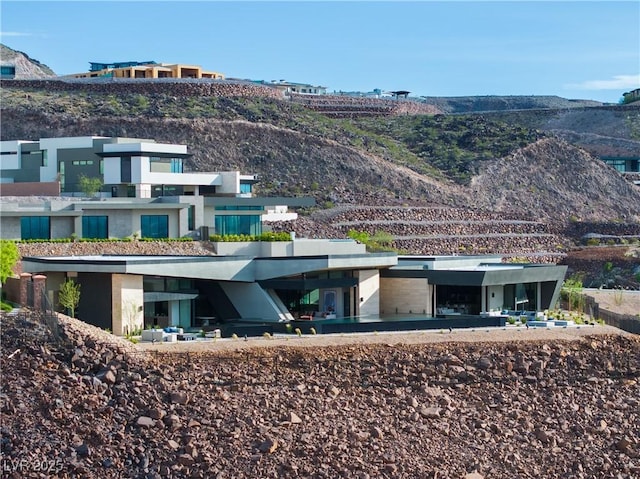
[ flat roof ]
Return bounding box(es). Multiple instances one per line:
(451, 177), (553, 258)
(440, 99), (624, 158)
(22, 252), (398, 282)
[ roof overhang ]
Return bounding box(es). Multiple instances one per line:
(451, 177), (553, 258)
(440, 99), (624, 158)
(254, 253), (397, 280)
(382, 263), (567, 286)
(205, 196), (315, 208)
(22, 255), (256, 281)
(21, 252), (398, 283)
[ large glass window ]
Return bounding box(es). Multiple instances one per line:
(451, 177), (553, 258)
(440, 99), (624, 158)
(214, 215), (261, 236)
(82, 216), (108, 239)
(21, 216), (50, 240)
(240, 183), (252, 194)
(150, 157), (183, 173)
(188, 205), (195, 231)
(141, 215), (168, 238)
(121, 157), (131, 183)
(215, 205), (262, 211)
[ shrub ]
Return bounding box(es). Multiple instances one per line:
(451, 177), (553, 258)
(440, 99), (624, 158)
(78, 174), (103, 197)
(1, 240), (19, 284)
(209, 232), (290, 242)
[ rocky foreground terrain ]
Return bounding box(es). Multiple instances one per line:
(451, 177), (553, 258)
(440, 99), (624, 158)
(1, 310), (638, 479)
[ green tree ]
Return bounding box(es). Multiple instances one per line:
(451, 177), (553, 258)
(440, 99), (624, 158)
(59, 279), (81, 318)
(0, 240), (19, 285)
(562, 276), (584, 312)
(78, 174), (103, 197)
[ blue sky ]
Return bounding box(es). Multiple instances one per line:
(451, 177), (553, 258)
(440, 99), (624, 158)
(1, 1), (638, 103)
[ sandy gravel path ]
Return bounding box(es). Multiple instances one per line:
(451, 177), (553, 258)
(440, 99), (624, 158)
(136, 324), (631, 353)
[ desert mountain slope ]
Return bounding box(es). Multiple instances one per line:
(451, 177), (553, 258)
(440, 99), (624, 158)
(418, 95), (605, 114)
(0, 43), (56, 78)
(1, 79), (639, 226)
(470, 138), (640, 222)
(485, 104), (640, 157)
(3, 106), (639, 224)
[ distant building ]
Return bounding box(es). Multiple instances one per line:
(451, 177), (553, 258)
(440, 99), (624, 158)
(333, 88), (385, 98)
(64, 60), (224, 80)
(622, 88), (640, 104)
(602, 156), (640, 185)
(0, 63), (16, 79)
(229, 79), (327, 95)
(389, 90), (411, 99)
(0, 136), (313, 240)
(270, 80), (327, 95)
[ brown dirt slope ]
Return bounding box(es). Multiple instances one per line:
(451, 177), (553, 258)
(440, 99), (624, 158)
(2, 109), (639, 225)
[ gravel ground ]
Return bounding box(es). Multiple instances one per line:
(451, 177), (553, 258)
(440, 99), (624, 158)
(136, 324), (630, 353)
(1, 311), (639, 479)
(582, 289), (640, 317)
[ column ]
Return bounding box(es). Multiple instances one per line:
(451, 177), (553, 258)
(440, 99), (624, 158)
(19, 273), (32, 307)
(32, 274), (47, 311)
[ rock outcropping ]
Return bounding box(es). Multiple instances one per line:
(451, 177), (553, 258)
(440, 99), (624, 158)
(0, 44), (55, 78)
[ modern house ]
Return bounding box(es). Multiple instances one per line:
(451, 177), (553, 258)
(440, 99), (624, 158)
(20, 239), (397, 335)
(64, 61), (224, 80)
(4, 136), (567, 337)
(0, 136), (313, 240)
(602, 156), (640, 185)
(380, 255), (567, 316)
(19, 247), (566, 336)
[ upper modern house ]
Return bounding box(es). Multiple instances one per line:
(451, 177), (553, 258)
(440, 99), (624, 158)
(623, 88), (640, 104)
(0, 136), (313, 240)
(64, 60), (224, 80)
(602, 156), (640, 185)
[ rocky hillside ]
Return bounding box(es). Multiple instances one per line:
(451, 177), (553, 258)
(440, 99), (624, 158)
(418, 95), (605, 114)
(1, 309), (639, 479)
(0, 44), (56, 78)
(2, 80), (640, 227)
(484, 105), (640, 158)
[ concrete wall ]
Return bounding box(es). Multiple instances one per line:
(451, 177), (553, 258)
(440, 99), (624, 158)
(218, 171), (240, 194)
(380, 276), (430, 315)
(0, 140), (23, 170)
(0, 217), (20, 240)
(487, 285), (504, 311)
(219, 282), (283, 321)
(293, 240), (365, 256)
(44, 272), (67, 311)
(40, 137), (100, 183)
(357, 269), (381, 317)
(1, 277), (20, 303)
(212, 240), (365, 257)
(111, 274), (144, 336)
(0, 182), (60, 196)
(51, 217), (74, 239)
